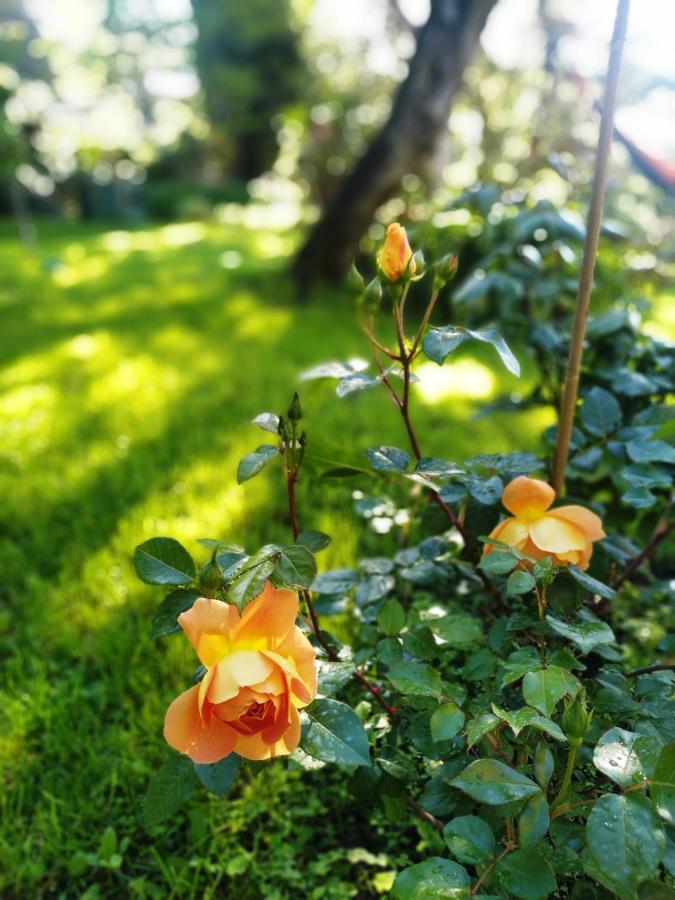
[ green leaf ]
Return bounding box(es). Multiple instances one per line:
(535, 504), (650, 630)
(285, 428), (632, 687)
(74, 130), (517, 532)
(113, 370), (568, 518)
(430, 614), (483, 645)
(495, 849), (556, 899)
(491, 705), (566, 741)
(533, 742), (554, 791)
(518, 793), (550, 847)
(431, 703), (465, 742)
(388, 662), (442, 697)
(143, 756), (196, 828)
(236, 444), (278, 484)
(366, 445), (410, 473)
(450, 759), (541, 805)
(226, 544), (280, 612)
(316, 659), (354, 697)
(392, 858), (470, 899)
(311, 568), (358, 594)
(274, 545), (317, 588)
(444, 815), (495, 864)
(295, 530), (331, 552)
(522, 666), (580, 717)
(194, 755), (240, 796)
(626, 439), (675, 465)
(415, 457), (465, 478)
(566, 566), (616, 600)
(479, 550), (519, 575)
(466, 713), (501, 749)
(134, 537), (196, 586)
(151, 588), (200, 637)
(586, 793), (666, 896)
(463, 648), (497, 681)
(580, 387), (621, 438)
(506, 570), (536, 596)
(593, 728), (662, 789)
(378, 599), (406, 635)
(251, 412), (279, 434)
(467, 327), (521, 377)
(500, 648), (541, 687)
(301, 699), (370, 766)
(546, 610), (615, 654)
(651, 742), (675, 824)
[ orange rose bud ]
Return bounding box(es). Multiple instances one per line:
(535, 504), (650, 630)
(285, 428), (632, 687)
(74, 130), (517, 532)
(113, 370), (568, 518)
(164, 584), (317, 763)
(483, 475), (605, 571)
(378, 223), (415, 282)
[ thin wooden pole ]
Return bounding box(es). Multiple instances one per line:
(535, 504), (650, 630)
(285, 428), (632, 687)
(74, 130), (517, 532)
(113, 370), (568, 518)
(551, 0), (630, 496)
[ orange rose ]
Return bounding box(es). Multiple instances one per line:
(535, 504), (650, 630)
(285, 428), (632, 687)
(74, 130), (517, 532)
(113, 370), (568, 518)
(483, 476), (605, 570)
(164, 584), (317, 763)
(378, 223), (415, 282)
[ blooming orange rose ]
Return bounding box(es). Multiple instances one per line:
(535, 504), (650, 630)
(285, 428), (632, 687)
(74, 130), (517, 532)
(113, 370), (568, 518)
(483, 475), (605, 570)
(378, 223), (415, 282)
(164, 584), (317, 763)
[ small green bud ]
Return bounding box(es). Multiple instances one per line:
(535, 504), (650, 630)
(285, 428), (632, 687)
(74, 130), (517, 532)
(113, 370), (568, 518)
(287, 391), (303, 422)
(346, 262), (365, 294)
(562, 692), (593, 747)
(364, 276), (383, 310)
(277, 415), (288, 440)
(432, 253), (459, 290)
(199, 557), (223, 597)
(299, 431), (307, 448)
(533, 741), (554, 791)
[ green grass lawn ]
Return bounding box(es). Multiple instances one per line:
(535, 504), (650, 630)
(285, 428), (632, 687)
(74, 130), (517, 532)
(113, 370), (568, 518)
(0, 216), (579, 897)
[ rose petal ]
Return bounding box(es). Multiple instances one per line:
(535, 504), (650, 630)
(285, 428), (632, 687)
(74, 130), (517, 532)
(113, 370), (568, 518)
(179, 597), (239, 667)
(208, 651), (274, 704)
(502, 476), (555, 518)
(164, 684), (237, 764)
(547, 505), (605, 541)
(530, 514), (588, 553)
(235, 583), (299, 645)
(484, 517), (530, 554)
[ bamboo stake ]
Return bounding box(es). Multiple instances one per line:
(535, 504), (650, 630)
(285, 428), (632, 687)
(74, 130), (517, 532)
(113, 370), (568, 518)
(551, 0), (630, 496)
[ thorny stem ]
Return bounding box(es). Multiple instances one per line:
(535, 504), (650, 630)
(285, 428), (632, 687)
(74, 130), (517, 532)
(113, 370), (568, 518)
(283, 428), (398, 718)
(551, 744), (578, 810)
(471, 843), (515, 896)
(551, 0), (630, 494)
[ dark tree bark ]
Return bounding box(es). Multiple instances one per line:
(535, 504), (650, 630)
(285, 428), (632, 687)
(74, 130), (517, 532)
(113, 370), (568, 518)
(294, 0), (498, 287)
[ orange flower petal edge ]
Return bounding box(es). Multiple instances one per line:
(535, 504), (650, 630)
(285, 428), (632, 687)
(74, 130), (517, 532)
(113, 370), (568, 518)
(483, 475), (605, 571)
(164, 583), (317, 763)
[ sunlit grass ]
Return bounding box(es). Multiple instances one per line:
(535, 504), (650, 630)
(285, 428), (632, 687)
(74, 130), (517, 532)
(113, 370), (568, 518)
(1, 215), (654, 896)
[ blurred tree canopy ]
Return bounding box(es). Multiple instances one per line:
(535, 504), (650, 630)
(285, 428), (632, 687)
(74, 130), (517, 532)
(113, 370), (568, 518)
(190, 0), (302, 182)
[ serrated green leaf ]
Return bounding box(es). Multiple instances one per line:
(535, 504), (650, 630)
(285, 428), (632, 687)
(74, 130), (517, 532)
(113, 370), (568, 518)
(431, 703), (465, 742)
(226, 544), (280, 612)
(522, 666), (580, 717)
(378, 598), (406, 635)
(506, 570), (536, 596)
(236, 444), (278, 484)
(194, 755), (240, 796)
(295, 530), (331, 552)
(518, 792), (550, 847)
(651, 742), (675, 824)
(593, 728), (662, 789)
(466, 713), (501, 749)
(444, 815), (495, 864)
(392, 858), (470, 899)
(366, 445), (410, 473)
(546, 610), (615, 654)
(143, 756), (196, 828)
(580, 387), (621, 438)
(586, 793), (666, 896)
(479, 550), (519, 575)
(151, 588), (200, 637)
(495, 849), (556, 899)
(430, 613), (483, 645)
(301, 699), (370, 766)
(134, 537), (196, 585)
(451, 759), (540, 805)
(274, 545), (317, 588)
(566, 566), (616, 600)
(388, 662), (442, 697)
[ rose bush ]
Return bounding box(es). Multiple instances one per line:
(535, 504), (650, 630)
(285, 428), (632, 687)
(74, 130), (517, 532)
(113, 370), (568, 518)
(135, 222), (674, 899)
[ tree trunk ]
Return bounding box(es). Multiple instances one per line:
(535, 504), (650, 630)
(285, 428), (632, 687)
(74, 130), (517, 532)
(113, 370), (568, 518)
(294, 0), (498, 287)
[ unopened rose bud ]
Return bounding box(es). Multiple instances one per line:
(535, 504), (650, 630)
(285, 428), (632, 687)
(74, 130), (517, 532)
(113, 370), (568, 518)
(378, 223), (416, 282)
(287, 391), (303, 423)
(432, 253), (459, 289)
(199, 557), (223, 597)
(346, 262), (365, 294)
(562, 692), (593, 747)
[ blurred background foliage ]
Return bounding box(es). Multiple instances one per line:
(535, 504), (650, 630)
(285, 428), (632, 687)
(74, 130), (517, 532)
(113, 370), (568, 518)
(0, 0), (673, 896)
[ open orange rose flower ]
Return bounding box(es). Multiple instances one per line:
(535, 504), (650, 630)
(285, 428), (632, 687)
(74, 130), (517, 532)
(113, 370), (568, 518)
(164, 584), (317, 764)
(484, 475), (605, 570)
